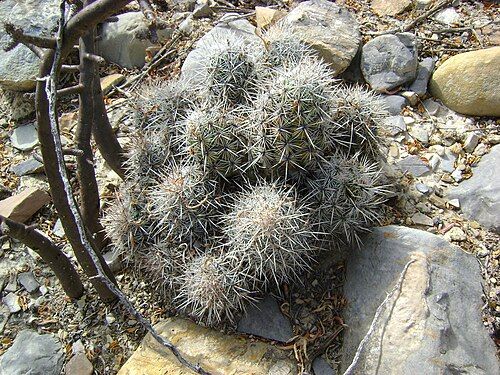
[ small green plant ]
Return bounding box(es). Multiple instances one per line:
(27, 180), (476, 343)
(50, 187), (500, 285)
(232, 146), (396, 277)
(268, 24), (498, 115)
(102, 24), (393, 327)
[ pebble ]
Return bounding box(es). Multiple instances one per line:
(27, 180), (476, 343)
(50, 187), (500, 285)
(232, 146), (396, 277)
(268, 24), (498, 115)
(435, 7), (461, 26)
(409, 126), (429, 145)
(415, 183), (431, 194)
(106, 314), (116, 324)
(448, 198), (460, 209)
(382, 95), (406, 115)
(411, 212), (434, 226)
(10, 122), (39, 151)
(429, 154), (441, 170)
(3, 292), (21, 313)
(451, 168), (463, 182)
(444, 226), (467, 242)
(10, 158), (44, 177)
(18, 271), (40, 293)
(403, 116), (416, 125)
(179, 15), (194, 34)
(401, 91), (419, 106)
(473, 143), (488, 156)
(396, 155), (431, 177)
(463, 133), (480, 153)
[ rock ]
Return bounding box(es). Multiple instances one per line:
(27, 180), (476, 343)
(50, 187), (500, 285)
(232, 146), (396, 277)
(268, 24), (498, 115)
(409, 126), (429, 145)
(52, 219), (65, 238)
(178, 15), (194, 34)
(237, 295), (293, 342)
(65, 352), (93, 375)
(192, 0), (213, 18)
(59, 112), (78, 133)
(451, 168), (463, 182)
(0, 330), (64, 375)
(312, 356), (334, 375)
(2, 292), (21, 313)
(18, 271), (40, 293)
(371, 0), (412, 16)
(0, 187), (51, 223)
(381, 115), (407, 136)
(382, 95), (406, 115)
(0, 305), (9, 334)
(415, 183), (430, 194)
(0, 89), (36, 121)
(422, 98), (448, 116)
(10, 122), (38, 151)
(103, 248), (123, 273)
(408, 57), (435, 96)
(341, 226), (498, 374)
(411, 212), (434, 226)
(415, 0), (433, 9)
(10, 158), (44, 176)
(444, 226), (466, 241)
(100, 74), (125, 95)
(339, 46), (364, 83)
(117, 317), (296, 374)
(434, 7), (461, 25)
(429, 47), (500, 117)
(396, 155), (431, 177)
(448, 145), (500, 233)
(448, 198), (460, 209)
(98, 12), (174, 68)
(361, 33), (418, 92)
(255, 6), (285, 29)
(0, 0), (60, 91)
(181, 15), (261, 82)
(463, 132), (479, 153)
(282, 0), (360, 76)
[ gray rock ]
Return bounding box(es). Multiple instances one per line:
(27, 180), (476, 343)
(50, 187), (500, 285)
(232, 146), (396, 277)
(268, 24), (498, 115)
(381, 115), (407, 136)
(98, 12), (174, 68)
(103, 248), (124, 273)
(181, 15), (262, 82)
(0, 0), (60, 91)
(10, 122), (38, 151)
(312, 356), (334, 375)
(192, 0), (213, 18)
(0, 305), (9, 334)
(422, 98), (448, 116)
(463, 132), (479, 153)
(0, 89), (36, 121)
(409, 126), (429, 145)
(10, 158), (44, 176)
(65, 352), (93, 375)
(409, 57), (435, 96)
(341, 226), (498, 374)
(52, 219), (65, 238)
(382, 95), (406, 115)
(396, 155), (431, 177)
(2, 292), (21, 313)
(451, 168), (463, 182)
(411, 212), (434, 226)
(237, 295), (293, 342)
(0, 330), (64, 375)
(283, 0), (360, 76)
(439, 152), (456, 173)
(179, 15), (194, 34)
(415, 182), (430, 194)
(434, 7), (461, 25)
(448, 145), (500, 233)
(361, 33), (418, 92)
(18, 271), (40, 293)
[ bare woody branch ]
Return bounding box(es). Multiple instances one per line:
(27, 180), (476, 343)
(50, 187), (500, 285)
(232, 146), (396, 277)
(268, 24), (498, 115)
(4, 23), (57, 49)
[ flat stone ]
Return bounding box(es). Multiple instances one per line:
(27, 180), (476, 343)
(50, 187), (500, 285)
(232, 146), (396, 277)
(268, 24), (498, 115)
(444, 226), (466, 242)
(341, 226), (498, 374)
(312, 356), (334, 375)
(361, 33), (418, 92)
(0, 0), (60, 91)
(98, 12), (174, 68)
(463, 132), (479, 153)
(179, 15), (194, 34)
(451, 168), (463, 182)
(237, 295), (293, 342)
(430, 47), (500, 117)
(18, 271), (40, 293)
(439, 152), (456, 173)
(0, 187), (51, 223)
(192, 0), (213, 18)
(104, 248), (124, 273)
(396, 155), (431, 177)
(382, 95), (406, 115)
(282, 0), (361, 76)
(52, 219), (65, 238)
(10, 158), (44, 176)
(371, 0), (412, 16)
(2, 292), (21, 313)
(65, 352), (93, 375)
(448, 145), (500, 233)
(117, 317), (296, 374)
(255, 7), (285, 29)
(408, 57), (435, 96)
(415, 182), (430, 194)
(434, 7), (461, 25)
(10, 122), (38, 151)
(100, 74), (125, 95)
(381, 115), (407, 136)
(409, 126), (429, 145)
(411, 212), (434, 226)
(0, 330), (64, 375)
(422, 98), (447, 116)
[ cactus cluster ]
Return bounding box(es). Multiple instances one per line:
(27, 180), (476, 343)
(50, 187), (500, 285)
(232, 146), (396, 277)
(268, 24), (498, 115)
(102, 24), (393, 326)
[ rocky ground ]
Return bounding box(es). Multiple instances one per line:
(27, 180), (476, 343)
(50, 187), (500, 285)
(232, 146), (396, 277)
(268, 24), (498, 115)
(0, 0), (499, 374)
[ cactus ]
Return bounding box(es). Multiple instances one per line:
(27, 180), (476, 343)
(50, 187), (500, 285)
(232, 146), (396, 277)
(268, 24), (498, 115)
(308, 152), (391, 246)
(262, 24), (314, 68)
(221, 181), (315, 289)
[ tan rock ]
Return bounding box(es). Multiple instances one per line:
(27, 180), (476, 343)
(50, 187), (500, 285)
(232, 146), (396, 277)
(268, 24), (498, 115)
(0, 187), (50, 223)
(118, 317), (296, 375)
(371, 0), (412, 16)
(255, 7), (285, 29)
(429, 47), (500, 116)
(100, 73), (125, 95)
(65, 352), (93, 375)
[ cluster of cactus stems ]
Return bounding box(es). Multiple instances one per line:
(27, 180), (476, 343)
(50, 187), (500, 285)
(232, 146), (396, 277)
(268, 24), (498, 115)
(102, 24), (393, 327)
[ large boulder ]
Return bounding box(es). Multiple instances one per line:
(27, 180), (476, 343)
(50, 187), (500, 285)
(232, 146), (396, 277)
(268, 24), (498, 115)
(98, 12), (173, 69)
(361, 33), (418, 92)
(282, 0), (360, 76)
(341, 226), (498, 374)
(0, 0), (60, 91)
(448, 145), (500, 233)
(429, 47), (500, 117)
(0, 330), (64, 375)
(117, 317), (296, 374)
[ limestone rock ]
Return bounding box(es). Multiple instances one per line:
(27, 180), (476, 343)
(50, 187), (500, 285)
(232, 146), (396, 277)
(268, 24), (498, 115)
(10, 122), (38, 151)
(396, 155), (431, 177)
(98, 12), (174, 68)
(65, 352), (93, 375)
(282, 0), (360, 75)
(448, 145), (500, 233)
(117, 317), (296, 374)
(255, 6), (285, 29)
(100, 74), (125, 95)
(371, 0), (413, 16)
(18, 271), (40, 293)
(341, 226), (498, 374)
(237, 295), (293, 342)
(0, 187), (51, 223)
(434, 7), (461, 26)
(381, 95), (406, 115)
(10, 158), (44, 177)
(0, 0), (60, 91)
(429, 47), (500, 116)
(361, 33), (418, 92)
(409, 57), (435, 96)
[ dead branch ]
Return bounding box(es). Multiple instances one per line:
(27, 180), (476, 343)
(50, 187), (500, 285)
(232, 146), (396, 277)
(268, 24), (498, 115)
(57, 84), (84, 97)
(4, 23), (57, 49)
(0, 214), (84, 299)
